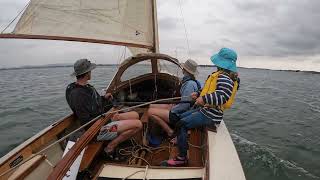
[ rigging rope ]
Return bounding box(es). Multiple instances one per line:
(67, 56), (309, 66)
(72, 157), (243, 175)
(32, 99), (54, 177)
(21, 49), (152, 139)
(1, 1), (31, 33)
(177, 0), (191, 58)
(122, 165), (148, 180)
(0, 96), (186, 178)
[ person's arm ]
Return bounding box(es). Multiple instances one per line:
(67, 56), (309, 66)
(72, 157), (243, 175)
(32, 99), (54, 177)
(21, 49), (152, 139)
(181, 81), (197, 101)
(201, 74), (234, 106)
(171, 81), (196, 114)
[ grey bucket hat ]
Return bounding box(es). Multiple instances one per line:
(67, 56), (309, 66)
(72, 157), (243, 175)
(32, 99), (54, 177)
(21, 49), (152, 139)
(181, 59), (198, 75)
(71, 58), (96, 76)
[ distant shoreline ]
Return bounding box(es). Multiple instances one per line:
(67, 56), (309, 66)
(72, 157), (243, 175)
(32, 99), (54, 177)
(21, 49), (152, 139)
(1, 64), (319, 74)
(0, 64), (116, 71)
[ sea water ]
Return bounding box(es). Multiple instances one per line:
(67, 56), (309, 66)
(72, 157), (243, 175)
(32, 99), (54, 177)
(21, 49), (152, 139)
(0, 66), (319, 180)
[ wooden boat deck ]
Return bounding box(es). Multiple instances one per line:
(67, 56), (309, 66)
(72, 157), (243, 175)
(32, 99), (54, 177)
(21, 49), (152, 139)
(97, 164), (205, 179)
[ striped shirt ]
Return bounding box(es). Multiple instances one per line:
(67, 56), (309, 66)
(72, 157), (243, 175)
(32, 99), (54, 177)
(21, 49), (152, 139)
(199, 73), (234, 124)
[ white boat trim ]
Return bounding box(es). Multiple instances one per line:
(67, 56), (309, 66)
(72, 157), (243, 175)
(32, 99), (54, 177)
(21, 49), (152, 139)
(208, 121), (246, 180)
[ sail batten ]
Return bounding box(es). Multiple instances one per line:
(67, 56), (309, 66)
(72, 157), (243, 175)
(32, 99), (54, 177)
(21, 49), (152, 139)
(4, 0), (155, 50)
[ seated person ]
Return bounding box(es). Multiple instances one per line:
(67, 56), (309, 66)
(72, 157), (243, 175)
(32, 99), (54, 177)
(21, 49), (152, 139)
(147, 59), (201, 138)
(164, 48), (240, 166)
(66, 58), (142, 154)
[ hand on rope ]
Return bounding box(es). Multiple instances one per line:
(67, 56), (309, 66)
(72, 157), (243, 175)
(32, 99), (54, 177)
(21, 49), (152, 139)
(104, 93), (113, 101)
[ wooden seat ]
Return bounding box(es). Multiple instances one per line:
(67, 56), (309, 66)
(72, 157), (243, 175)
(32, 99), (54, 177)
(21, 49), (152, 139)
(8, 155), (46, 180)
(79, 142), (104, 172)
(188, 129), (203, 167)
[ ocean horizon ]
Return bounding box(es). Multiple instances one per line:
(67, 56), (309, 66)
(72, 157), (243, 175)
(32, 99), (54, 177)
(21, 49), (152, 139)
(1, 64), (320, 74)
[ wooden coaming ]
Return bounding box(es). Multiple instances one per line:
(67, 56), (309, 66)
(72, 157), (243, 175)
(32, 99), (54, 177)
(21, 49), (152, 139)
(47, 112), (113, 180)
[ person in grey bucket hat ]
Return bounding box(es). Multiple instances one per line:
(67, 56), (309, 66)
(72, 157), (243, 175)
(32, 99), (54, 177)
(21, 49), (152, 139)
(71, 58), (97, 76)
(147, 59), (201, 141)
(66, 58), (142, 158)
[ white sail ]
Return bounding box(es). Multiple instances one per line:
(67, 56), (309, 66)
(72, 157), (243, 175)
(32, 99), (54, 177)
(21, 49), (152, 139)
(9, 0), (155, 50)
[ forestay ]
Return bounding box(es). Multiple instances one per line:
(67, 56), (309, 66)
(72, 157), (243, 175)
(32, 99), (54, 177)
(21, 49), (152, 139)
(4, 0), (155, 50)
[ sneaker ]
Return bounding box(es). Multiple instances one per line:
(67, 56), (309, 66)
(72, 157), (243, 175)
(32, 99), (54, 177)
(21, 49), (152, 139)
(162, 156), (188, 167)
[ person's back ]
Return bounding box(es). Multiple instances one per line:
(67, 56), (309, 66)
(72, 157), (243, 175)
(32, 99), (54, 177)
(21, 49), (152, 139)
(66, 82), (107, 125)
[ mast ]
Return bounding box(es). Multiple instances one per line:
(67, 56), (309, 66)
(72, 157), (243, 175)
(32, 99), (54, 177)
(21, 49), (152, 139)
(152, 0), (160, 53)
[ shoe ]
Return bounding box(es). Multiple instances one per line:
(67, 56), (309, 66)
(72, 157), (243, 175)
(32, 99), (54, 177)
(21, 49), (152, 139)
(161, 156), (188, 167)
(103, 147), (126, 162)
(103, 147), (116, 160)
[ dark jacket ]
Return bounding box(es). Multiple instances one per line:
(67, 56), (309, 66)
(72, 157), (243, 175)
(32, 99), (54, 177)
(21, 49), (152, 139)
(66, 82), (111, 125)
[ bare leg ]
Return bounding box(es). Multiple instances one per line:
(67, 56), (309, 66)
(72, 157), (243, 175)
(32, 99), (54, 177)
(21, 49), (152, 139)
(113, 111), (139, 121)
(150, 104), (173, 109)
(106, 120), (142, 152)
(144, 104), (173, 123)
(148, 108), (174, 137)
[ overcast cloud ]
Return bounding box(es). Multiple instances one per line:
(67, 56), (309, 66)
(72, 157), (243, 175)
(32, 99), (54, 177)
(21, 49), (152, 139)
(0, 0), (320, 71)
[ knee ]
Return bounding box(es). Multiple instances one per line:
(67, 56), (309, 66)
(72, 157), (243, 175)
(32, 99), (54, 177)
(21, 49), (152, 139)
(176, 120), (187, 129)
(147, 108), (155, 116)
(131, 111), (139, 119)
(136, 120), (143, 130)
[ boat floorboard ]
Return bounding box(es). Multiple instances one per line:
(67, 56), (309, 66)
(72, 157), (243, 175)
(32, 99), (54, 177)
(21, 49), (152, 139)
(98, 164), (205, 179)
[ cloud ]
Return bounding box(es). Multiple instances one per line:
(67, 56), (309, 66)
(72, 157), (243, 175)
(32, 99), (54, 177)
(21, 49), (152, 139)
(158, 17), (179, 31)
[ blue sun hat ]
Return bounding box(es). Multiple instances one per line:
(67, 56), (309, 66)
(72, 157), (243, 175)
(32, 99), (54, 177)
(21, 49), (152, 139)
(210, 48), (238, 72)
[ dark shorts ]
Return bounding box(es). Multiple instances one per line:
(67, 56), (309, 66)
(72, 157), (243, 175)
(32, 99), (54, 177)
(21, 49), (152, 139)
(169, 111), (180, 128)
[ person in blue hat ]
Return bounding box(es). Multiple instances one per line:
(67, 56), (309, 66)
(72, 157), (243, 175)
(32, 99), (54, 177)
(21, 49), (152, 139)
(163, 48), (240, 167)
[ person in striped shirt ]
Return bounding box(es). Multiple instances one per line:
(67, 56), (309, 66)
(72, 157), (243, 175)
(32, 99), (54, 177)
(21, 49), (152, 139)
(163, 48), (240, 167)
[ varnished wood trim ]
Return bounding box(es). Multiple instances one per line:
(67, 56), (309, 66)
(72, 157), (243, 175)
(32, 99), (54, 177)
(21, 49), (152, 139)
(79, 142), (104, 172)
(0, 34), (153, 50)
(47, 112), (113, 180)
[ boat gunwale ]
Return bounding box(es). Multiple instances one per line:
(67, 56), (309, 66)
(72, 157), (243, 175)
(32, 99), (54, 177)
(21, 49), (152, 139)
(0, 114), (74, 166)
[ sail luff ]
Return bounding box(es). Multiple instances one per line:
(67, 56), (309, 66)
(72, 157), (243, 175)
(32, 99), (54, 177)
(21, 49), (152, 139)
(1, 0), (156, 50)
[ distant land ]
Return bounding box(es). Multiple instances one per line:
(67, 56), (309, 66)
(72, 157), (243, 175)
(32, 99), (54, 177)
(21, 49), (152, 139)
(0, 63), (116, 70)
(1, 63), (319, 74)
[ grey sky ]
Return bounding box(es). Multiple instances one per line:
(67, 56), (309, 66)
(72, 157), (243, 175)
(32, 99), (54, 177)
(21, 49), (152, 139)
(0, 0), (320, 71)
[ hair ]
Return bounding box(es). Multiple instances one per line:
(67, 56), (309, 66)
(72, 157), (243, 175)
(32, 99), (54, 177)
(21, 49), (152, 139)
(217, 67), (238, 81)
(183, 69), (196, 80)
(76, 72), (88, 80)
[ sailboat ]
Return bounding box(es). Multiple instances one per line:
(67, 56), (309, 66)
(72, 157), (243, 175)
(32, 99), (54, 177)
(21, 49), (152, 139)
(0, 0), (246, 180)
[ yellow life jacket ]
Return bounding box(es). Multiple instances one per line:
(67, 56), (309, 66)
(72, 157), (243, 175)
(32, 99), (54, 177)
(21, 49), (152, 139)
(200, 71), (238, 111)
